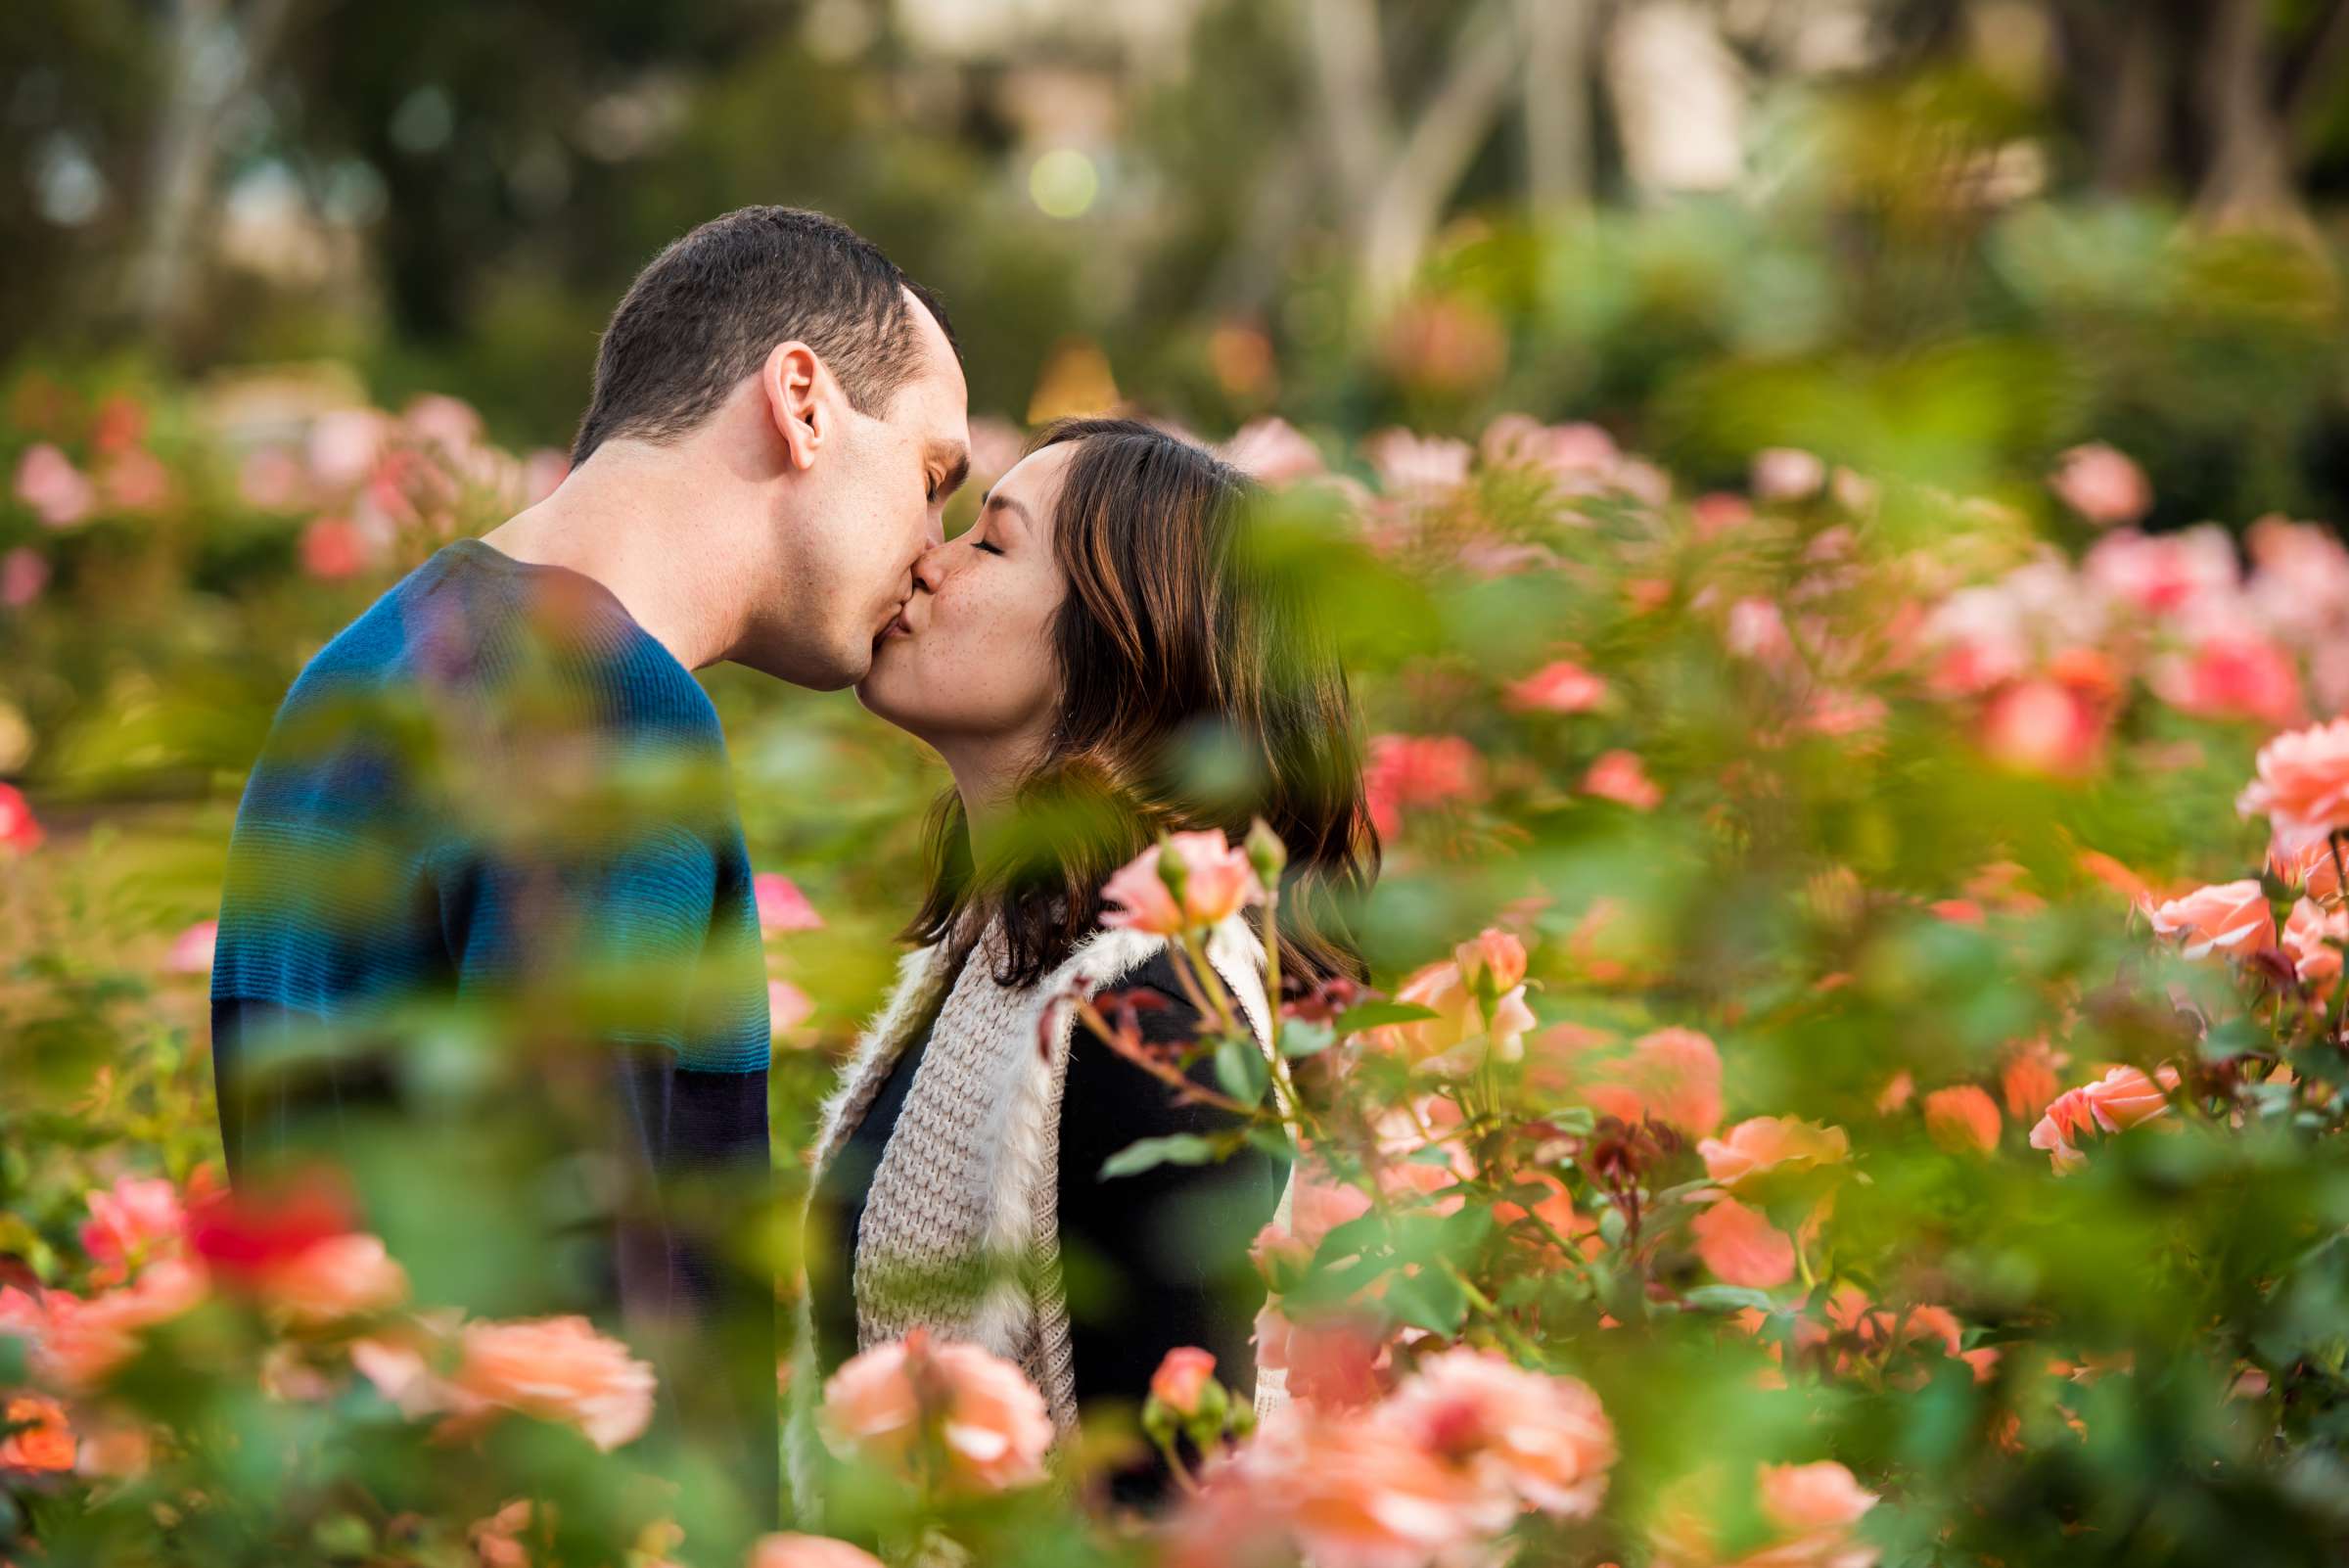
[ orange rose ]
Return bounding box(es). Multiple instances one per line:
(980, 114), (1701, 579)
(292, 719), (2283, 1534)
(819, 1329), (1053, 1492)
(1235, 1403), (1508, 1568)
(1381, 1347), (1616, 1519)
(1150, 1347), (1219, 1417)
(1921, 1085), (2002, 1155)
(2141, 879), (2277, 961)
(2238, 718), (2349, 850)
(2282, 897), (2349, 992)
(449, 1315), (656, 1452)
(257, 1233), (409, 1325)
(1757, 1459), (1878, 1535)
(2000, 1037), (2067, 1120)
(1689, 1196), (1795, 1289)
(2029, 1066), (2170, 1175)
(1698, 1118), (1851, 1191)
(0, 1395), (75, 1473)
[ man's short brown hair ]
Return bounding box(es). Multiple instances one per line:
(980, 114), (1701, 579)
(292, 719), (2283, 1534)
(570, 207), (958, 466)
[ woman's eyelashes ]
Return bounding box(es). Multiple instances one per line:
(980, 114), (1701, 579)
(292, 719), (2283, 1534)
(972, 536), (1005, 556)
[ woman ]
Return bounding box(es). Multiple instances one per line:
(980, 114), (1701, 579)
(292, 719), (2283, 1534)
(785, 418), (1376, 1515)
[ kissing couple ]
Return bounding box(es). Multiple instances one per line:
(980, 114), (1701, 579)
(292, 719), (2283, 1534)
(207, 206), (1378, 1550)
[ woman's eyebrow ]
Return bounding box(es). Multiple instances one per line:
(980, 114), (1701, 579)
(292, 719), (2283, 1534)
(985, 492), (1036, 532)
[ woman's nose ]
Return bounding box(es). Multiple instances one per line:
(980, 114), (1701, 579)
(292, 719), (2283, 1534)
(911, 540), (952, 595)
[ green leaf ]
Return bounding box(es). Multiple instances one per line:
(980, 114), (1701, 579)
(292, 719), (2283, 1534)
(1334, 1000), (1443, 1034)
(1383, 1267), (1469, 1335)
(1100, 1133), (1221, 1180)
(1681, 1284), (1777, 1314)
(1278, 1019), (1336, 1059)
(1216, 1036), (1270, 1108)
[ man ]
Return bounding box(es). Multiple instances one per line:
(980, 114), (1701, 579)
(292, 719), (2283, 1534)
(209, 207), (971, 1546)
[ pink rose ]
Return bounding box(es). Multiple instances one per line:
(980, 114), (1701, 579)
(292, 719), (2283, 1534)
(1380, 1347), (1616, 1519)
(1921, 1085), (2002, 1155)
(1100, 829), (1265, 935)
(2238, 718), (2349, 851)
(257, 1232), (409, 1325)
(1373, 958), (1535, 1070)
(819, 1329), (1053, 1492)
(1362, 429), (1473, 503)
(1506, 659), (1608, 714)
(446, 1314), (656, 1452)
(0, 782), (43, 854)
(1978, 677), (2105, 776)
(2151, 633), (2303, 726)
(1758, 1459), (1879, 1534)
(1224, 1402), (1508, 1568)
(2141, 879), (2277, 961)
(769, 979), (815, 1036)
(2050, 442), (2150, 528)
(1219, 417), (1326, 486)
(754, 872), (824, 936)
(2, 546), (48, 608)
(1610, 1028), (1725, 1136)
(747, 1535), (886, 1568)
(1362, 734), (1485, 840)
(164, 919), (217, 975)
(2271, 835), (2344, 904)
(1582, 750), (1660, 811)
(14, 443), (95, 529)
(78, 1176), (187, 1288)
(2283, 897), (2349, 991)
(2030, 1065), (2170, 1175)
(1150, 1346), (1218, 1416)
(2000, 1037), (2067, 1120)
(1689, 1196), (1796, 1289)
(1698, 1118), (1851, 1191)
(1752, 447), (1826, 503)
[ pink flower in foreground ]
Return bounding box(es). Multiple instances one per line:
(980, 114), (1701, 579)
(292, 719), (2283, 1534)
(1690, 1196), (1796, 1289)
(2238, 718), (2349, 853)
(1978, 677), (2106, 776)
(2271, 834), (2344, 904)
(79, 1176), (187, 1288)
(2282, 897), (2349, 992)
(450, 1314), (656, 1452)
(1101, 829), (1265, 935)
(2140, 879), (2276, 962)
(1506, 659), (1608, 714)
(1583, 750), (1660, 811)
(2151, 633), (2302, 727)
(1227, 1402), (1509, 1568)
(1374, 957), (1535, 1069)
(1758, 1458), (1879, 1537)
(0, 782), (42, 854)
(1363, 734), (1485, 840)
(258, 1232), (409, 1325)
(1, 1259), (208, 1391)
(1452, 927), (1528, 993)
(1578, 1027), (1725, 1137)
(2029, 1065), (2171, 1175)
(1699, 1118), (1851, 1191)
(1382, 1347), (1616, 1519)
(2050, 442), (2150, 528)
(748, 1535), (886, 1568)
(820, 1329), (1052, 1492)
(1150, 1347), (1219, 1416)
(754, 872), (824, 935)
(1922, 1085), (2002, 1155)
(14, 444), (95, 529)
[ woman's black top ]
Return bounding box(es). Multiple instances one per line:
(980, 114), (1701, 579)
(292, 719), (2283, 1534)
(804, 946), (1287, 1505)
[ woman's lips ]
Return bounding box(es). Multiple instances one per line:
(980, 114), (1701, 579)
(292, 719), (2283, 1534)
(874, 609), (912, 647)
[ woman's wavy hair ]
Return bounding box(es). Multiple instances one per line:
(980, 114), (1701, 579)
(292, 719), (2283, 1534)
(905, 417), (1379, 990)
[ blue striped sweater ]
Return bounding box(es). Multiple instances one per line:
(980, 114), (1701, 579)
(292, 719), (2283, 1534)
(210, 537), (776, 1535)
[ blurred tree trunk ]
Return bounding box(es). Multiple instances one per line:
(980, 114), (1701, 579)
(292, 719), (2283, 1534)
(129, 0), (295, 347)
(2193, 0), (2309, 235)
(1519, 0), (1596, 210)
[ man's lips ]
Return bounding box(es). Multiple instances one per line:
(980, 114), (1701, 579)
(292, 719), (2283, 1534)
(874, 605), (913, 646)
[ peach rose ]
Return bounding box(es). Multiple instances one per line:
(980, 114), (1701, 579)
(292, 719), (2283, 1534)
(2238, 718), (2349, 851)
(257, 1232), (409, 1324)
(2049, 443), (2150, 528)
(747, 1535), (886, 1568)
(1101, 830), (1266, 936)
(2141, 879), (2277, 961)
(1689, 1196), (1796, 1289)
(1698, 1118), (1851, 1191)
(820, 1329), (1053, 1492)
(1151, 1347), (1219, 1417)
(1921, 1085), (2002, 1155)
(1757, 1459), (1879, 1534)
(1587, 1027), (1725, 1136)
(2282, 897), (2349, 992)
(1506, 659), (1608, 714)
(2271, 834), (2344, 904)
(1979, 677), (2106, 777)
(2000, 1037), (2067, 1120)
(449, 1315), (657, 1452)
(1373, 958), (1535, 1070)
(2, 1258), (207, 1392)
(1237, 1403), (1507, 1568)
(2029, 1065), (2170, 1175)
(1363, 733), (1486, 840)
(1381, 1347), (1616, 1519)
(1452, 927), (1528, 992)
(0, 1395), (75, 1473)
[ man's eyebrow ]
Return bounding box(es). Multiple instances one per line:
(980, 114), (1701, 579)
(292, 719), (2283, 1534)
(930, 442), (970, 500)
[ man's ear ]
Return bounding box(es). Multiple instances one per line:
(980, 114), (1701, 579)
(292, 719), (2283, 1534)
(760, 341), (828, 472)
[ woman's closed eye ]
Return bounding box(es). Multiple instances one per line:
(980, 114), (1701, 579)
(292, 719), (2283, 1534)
(971, 537), (1004, 557)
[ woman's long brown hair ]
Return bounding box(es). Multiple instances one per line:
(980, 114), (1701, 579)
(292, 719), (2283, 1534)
(904, 417), (1379, 990)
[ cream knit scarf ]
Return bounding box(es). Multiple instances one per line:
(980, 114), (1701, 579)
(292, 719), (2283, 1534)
(783, 914), (1295, 1520)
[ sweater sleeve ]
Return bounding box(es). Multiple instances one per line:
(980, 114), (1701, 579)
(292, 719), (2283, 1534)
(1056, 947), (1288, 1509)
